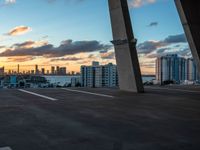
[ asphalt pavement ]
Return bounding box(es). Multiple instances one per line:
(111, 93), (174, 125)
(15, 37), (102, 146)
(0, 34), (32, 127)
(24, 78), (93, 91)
(0, 86), (200, 150)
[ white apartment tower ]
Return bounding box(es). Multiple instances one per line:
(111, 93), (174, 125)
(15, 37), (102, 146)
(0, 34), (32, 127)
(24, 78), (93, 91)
(81, 62), (118, 88)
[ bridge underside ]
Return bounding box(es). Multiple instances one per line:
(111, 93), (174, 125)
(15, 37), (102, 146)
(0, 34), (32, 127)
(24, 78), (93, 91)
(175, 0), (200, 75)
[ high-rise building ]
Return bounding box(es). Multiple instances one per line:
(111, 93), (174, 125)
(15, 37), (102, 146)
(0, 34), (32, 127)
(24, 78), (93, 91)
(51, 66), (67, 75)
(71, 76), (81, 87)
(56, 66), (60, 75)
(17, 64), (20, 74)
(104, 63), (118, 87)
(51, 66), (55, 75)
(31, 70), (34, 75)
(59, 67), (67, 75)
(156, 54), (199, 84)
(81, 66), (95, 87)
(94, 63), (118, 87)
(41, 68), (45, 75)
(0, 67), (4, 76)
(185, 58), (199, 81)
(81, 62), (118, 88)
(35, 65), (39, 75)
(92, 61), (100, 67)
(71, 71), (75, 75)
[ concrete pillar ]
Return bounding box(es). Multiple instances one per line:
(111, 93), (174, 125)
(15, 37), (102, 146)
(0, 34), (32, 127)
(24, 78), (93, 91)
(108, 0), (144, 92)
(175, 0), (200, 76)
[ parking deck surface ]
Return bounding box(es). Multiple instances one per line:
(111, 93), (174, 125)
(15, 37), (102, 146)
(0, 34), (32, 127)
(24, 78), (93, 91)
(0, 86), (200, 150)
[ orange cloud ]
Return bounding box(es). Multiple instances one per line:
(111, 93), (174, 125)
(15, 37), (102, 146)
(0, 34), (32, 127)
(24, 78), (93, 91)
(13, 40), (48, 49)
(7, 26), (32, 36)
(100, 51), (115, 60)
(7, 56), (35, 62)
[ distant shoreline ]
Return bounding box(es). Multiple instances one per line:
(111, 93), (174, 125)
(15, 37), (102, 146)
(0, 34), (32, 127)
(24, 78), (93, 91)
(142, 75), (155, 77)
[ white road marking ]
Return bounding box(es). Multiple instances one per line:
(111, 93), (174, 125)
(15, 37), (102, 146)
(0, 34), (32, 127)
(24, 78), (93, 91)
(146, 86), (200, 93)
(18, 89), (58, 101)
(0, 147), (12, 150)
(62, 88), (114, 98)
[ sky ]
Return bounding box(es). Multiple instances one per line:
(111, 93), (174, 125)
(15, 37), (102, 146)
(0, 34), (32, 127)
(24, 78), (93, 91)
(0, 0), (191, 74)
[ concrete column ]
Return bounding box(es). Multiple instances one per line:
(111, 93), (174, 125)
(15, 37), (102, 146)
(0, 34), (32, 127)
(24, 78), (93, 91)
(108, 0), (144, 92)
(175, 0), (200, 76)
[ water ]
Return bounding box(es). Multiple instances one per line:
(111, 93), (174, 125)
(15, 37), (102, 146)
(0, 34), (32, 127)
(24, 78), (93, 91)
(43, 75), (155, 86)
(43, 75), (79, 86)
(142, 76), (155, 83)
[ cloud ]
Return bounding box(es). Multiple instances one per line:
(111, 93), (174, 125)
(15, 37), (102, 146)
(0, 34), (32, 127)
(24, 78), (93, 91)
(2, 0), (155, 8)
(99, 50), (108, 54)
(12, 40), (48, 48)
(163, 34), (187, 43)
(100, 51), (115, 60)
(0, 39), (111, 58)
(128, 0), (156, 8)
(88, 54), (95, 59)
(156, 47), (168, 53)
(137, 40), (165, 54)
(137, 33), (187, 55)
(140, 60), (155, 68)
(51, 57), (83, 62)
(7, 56), (35, 62)
(7, 26), (32, 36)
(145, 44), (191, 59)
(0, 0), (16, 6)
(0, 46), (5, 49)
(0, 36), (4, 41)
(5, 0), (16, 4)
(147, 22), (158, 27)
(45, 0), (86, 4)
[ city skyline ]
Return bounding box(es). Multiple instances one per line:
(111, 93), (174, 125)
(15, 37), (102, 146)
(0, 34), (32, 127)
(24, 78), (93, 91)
(0, 0), (191, 74)
(0, 64), (71, 75)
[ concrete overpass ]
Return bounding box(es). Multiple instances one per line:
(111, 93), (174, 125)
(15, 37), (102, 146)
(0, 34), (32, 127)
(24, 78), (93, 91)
(108, 0), (200, 92)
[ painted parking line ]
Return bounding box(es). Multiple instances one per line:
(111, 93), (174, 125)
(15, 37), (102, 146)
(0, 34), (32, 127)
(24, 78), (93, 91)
(62, 88), (114, 98)
(0, 147), (12, 150)
(18, 89), (58, 101)
(146, 86), (200, 93)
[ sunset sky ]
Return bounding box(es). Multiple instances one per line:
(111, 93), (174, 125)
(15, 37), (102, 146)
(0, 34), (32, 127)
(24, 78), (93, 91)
(0, 0), (191, 74)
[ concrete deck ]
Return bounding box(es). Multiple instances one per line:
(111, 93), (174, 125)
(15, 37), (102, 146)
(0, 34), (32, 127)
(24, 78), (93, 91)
(0, 86), (200, 150)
